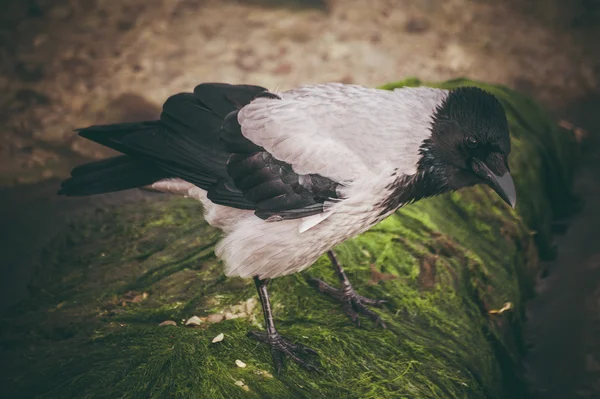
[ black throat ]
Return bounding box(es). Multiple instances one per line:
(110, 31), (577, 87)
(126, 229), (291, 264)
(377, 140), (453, 216)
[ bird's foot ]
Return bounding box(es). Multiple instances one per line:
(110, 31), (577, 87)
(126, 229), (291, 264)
(247, 331), (319, 374)
(310, 278), (387, 328)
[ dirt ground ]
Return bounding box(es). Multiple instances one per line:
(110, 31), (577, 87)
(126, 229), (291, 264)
(1, 0), (600, 397)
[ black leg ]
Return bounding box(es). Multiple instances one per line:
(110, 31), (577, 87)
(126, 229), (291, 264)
(248, 277), (318, 374)
(310, 250), (387, 328)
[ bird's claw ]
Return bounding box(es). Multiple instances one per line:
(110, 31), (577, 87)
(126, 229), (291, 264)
(247, 331), (319, 374)
(310, 278), (387, 329)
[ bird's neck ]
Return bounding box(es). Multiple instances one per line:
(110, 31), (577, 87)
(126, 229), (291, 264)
(378, 170), (450, 216)
(377, 139), (453, 215)
(414, 138), (455, 195)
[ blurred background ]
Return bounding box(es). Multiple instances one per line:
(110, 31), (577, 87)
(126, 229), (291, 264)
(1, 0), (600, 398)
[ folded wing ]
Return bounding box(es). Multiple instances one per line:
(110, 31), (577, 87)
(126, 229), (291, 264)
(61, 83), (344, 221)
(238, 83), (448, 182)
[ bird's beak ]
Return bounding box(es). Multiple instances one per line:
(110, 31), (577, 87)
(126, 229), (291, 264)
(473, 159), (517, 209)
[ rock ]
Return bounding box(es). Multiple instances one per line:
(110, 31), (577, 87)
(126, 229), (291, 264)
(235, 360), (247, 368)
(131, 292), (148, 303)
(245, 298), (258, 314)
(255, 370), (274, 378)
(185, 316), (203, 326)
(234, 380), (250, 391)
(121, 291), (148, 304)
(230, 303), (245, 314)
(211, 333), (224, 343)
(159, 320), (177, 326)
(206, 314), (224, 323)
(224, 312), (238, 320)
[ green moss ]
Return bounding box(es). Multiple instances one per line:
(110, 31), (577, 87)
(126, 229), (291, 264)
(0, 79), (578, 398)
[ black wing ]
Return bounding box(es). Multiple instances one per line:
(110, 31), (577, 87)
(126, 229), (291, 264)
(60, 83), (340, 220)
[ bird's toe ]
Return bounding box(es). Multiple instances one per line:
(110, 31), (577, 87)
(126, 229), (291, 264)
(287, 340), (319, 356)
(356, 295), (388, 308)
(247, 330), (268, 343)
(248, 331), (319, 373)
(270, 347), (285, 375)
(308, 278), (344, 300)
(352, 300), (387, 329)
(342, 300), (361, 327)
(310, 279), (388, 328)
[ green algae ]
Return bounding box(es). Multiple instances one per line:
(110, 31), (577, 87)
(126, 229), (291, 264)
(0, 79), (578, 398)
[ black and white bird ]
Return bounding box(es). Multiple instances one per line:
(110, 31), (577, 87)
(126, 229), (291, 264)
(59, 82), (516, 372)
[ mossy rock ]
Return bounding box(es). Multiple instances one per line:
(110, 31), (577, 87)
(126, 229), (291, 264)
(0, 79), (578, 399)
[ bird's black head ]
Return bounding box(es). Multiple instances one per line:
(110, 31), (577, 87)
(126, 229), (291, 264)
(418, 86), (516, 208)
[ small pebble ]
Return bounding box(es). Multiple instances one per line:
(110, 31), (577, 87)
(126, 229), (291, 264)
(234, 381), (250, 391)
(185, 316), (203, 326)
(255, 370), (274, 378)
(230, 304), (245, 314)
(235, 359), (247, 368)
(245, 298), (258, 314)
(211, 333), (224, 343)
(207, 314), (224, 323)
(224, 312), (239, 320)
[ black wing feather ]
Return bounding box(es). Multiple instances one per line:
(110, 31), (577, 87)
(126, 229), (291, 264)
(193, 83), (269, 118)
(61, 83), (341, 220)
(59, 155), (168, 196)
(207, 180), (255, 210)
(220, 111), (262, 153)
(225, 145), (340, 219)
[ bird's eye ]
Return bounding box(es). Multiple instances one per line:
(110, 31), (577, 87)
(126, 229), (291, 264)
(466, 136), (478, 148)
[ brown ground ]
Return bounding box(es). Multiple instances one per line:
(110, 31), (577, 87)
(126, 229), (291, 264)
(1, 0), (600, 397)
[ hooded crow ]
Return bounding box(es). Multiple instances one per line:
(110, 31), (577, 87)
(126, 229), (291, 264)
(59, 82), (516, 373)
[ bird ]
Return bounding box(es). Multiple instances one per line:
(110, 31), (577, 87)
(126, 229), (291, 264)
(58, 82), (516, 373)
